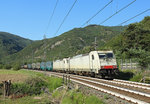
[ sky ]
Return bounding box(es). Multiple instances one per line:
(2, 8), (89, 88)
(0, 0), (150, 40)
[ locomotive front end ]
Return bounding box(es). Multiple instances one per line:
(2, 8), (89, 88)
(98, 51), (118, 79)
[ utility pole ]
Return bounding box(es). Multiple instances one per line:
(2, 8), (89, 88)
(94, 37), (97, 51)
(31, 44), (34, 64)
(23, 56), (24, 65)
(43, 34), (47, 61)
(43, 34), (47, 73)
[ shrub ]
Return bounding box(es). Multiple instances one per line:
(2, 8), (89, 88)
(11, 77), (47, 95)
(11, 83), (31, 95)
(13, 64), (21, 71)
(61, 90), (104, 104)
(85, 95), (104, 104)
(3, 64), (12, 69)
(25, 77), (47, 95)
(130, 73), (142, 82)
(0, 64), (3, 69)
(47, 77), (62, 92)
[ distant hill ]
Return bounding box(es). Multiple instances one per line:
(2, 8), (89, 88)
(0, 32), (32, 62)
(3, 25), (126, 64)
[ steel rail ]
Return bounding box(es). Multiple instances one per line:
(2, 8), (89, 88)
(48, 72), (149, 104)
(51, 71), (150, 90)
(70, 74), (150, 90)
(70, 76), (150, 98)
(114, 79), (150, 87)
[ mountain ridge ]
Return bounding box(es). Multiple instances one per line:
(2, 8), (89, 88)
(2, 25), (126, 64)
(0, 32), (32, 62)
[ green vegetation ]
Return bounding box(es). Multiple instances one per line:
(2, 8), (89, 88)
(0, 88), (105, 104)
(0, 69), (63, 104)
(115, 69), (150, 83)
(11, 77), (47, 95)
(0, 32), (32, 63)
(1, 25), (126, 64)
(1, 16), (150, 69)
(3, 64), (12, 69)
(130, 73), (143, 82)
(52, 89), (104, 104)
(115, 70), (134, 80)
(0, 69), (62, 95)
(0, 64), (3, 69)
(12, 63), (21, 71)
(104, 16), (150, 69)
(12, 74), (62, 95)
(0, 69), (42, 76)
(0, 69), (105, 104)
(47, 76), (63, 92)
(0, 94), (52, 104)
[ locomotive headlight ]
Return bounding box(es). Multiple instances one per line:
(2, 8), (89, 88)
(101, 66), (104, 69)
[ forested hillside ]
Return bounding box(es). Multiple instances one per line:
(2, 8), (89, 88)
(104, 16), (150, 68)
(2, 25), (126, 64)
(2, 16), (149, 68)
(0, 32), (32, 62)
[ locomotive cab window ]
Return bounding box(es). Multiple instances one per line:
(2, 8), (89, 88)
(92, 55), (94, 60)
(99, 53), (113, 59)
(107, 53), (113, 58)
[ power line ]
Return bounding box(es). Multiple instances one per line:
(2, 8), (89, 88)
(44, 0), (59, 35)
(54, 0), (77, 36)
(82, 0), (113, 27)
(99, 0), (136, 25)
(118, 9), (150, 26)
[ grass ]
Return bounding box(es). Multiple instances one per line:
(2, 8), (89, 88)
(0, 69), (50, 83)
(129, 73), (142, 82)
(0, 69), (45, 83)
(52, 89), (105, 104)
(0, 94), (51, 104)
(47, 76), (63, 92)
(0, 69), (42, 76)
(0, 69), (63, 92)
(62, 90), (104, 104)
(0, 69), (106, 103)
(0, 69), (63, 104)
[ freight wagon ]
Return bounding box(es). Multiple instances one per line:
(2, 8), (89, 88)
(27, 64), (32, 69)
(46, 61), (53, 71)
(24, 51), (117, 79)
(35, 62), (40, 70)
(40, 62), (46, 70)
(31, 63), (36, 69)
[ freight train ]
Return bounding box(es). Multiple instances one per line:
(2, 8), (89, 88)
(23, 51), (118, 79)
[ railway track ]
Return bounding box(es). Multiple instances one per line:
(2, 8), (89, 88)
(114, 79), (150, 87)
(33, 70), (150, 104)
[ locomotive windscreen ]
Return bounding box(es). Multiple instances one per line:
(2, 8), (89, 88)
(99, 53), (113, 59)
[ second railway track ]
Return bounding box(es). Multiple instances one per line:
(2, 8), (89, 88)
(34, 70), (150, 104)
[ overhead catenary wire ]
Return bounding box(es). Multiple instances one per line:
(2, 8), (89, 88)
(54, 0), (77, 36)
(99, 0), (136, 25)
(44, 0), (59, 35)
(82, 0), (113, 27)
(118, 9), (150, 26)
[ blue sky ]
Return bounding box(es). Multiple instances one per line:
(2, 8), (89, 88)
(0, 0), (150, 40)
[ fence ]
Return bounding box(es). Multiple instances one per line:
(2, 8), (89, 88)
(1, 80), (11, 97)
(0, 83), (2, 96)
(118, 59), (140, 70)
